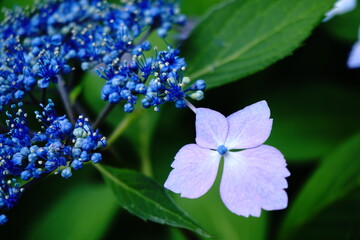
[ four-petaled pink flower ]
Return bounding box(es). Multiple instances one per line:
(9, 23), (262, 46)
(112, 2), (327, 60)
(164, 100), (290, 217)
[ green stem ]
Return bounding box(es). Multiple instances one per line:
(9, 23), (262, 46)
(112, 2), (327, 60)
(139, 115), (153, 177)
(140, 149), (153, 177)
(107, 109), (142, 146)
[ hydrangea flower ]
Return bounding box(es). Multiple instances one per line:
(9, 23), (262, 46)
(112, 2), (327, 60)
(323, 0), (357, 22)
(164, 101), (290, 217)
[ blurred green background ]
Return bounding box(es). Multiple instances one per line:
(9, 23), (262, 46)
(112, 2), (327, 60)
(1, 0), (360, 239)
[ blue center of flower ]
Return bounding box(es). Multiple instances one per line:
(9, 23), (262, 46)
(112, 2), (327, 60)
(217, 145), (228, 155)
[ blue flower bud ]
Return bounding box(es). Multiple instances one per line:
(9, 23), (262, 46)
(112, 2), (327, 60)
(28, 152), (38, 162)
(120, 89), (131, 99)
(126, 81), (136, 90)
(72, 148), (82, 158)
(109, 92), (121, 103)
(81, 137), (96, 151)
(73, 128), (86, 138)
(61, 167), (72, 179)
(81, 62), (91, 71)
(50, 34), (63, 46)
(20, 147), (30, 156)
(14, 90), (25, 99)
(0, 215), (8, 225)
(111, 75), (126, 86)
(195, 80), (206, 90)
(45, 161), (57, 171)
(71, 160), (83, 170)
(124, 103), (134, 113)
(21, 170), (32, 181)
(91, 153), (102, 163)
(12, 153), (23, 165)
(80, 151), (90, 161)
(175, 99), (186, 109)
(141, 41), (151, 51)
(59, 118), (73, 135)
(135, 83), (147, 94)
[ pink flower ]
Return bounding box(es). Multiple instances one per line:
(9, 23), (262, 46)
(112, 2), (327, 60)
(164, 100), (290, 217)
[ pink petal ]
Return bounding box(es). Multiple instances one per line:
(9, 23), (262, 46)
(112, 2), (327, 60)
(225, 100), (273, 149)
(195, 108), (228, 149)
(164, 144), (221, 199)
(220, 145), (290, 217)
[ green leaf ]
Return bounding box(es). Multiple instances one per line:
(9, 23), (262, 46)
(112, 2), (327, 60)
(183, 0), (337, 88)
(283, 186), (360, 240)
(168, 228), (188, 240)
(26, 184), (118, 240)
(181, 0), (222, 15)
(279, 132), (360, 239)
(95, 164), (211, 238)
(0, 0), (29, 9)
(265, 83), (360, 161)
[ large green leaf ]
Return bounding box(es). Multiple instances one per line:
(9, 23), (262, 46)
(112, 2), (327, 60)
(26, 184), (118, 240)
(285, 186), (360, 240)
(95, 164), (211, 238)
(183, 0), (337, 88)
(182, 0), (222, 15)
(279, 132), (360, 239)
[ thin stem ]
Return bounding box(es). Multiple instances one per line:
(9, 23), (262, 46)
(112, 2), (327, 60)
(139, 115), (153, 177)
(185, 99), (196, 113)
(57, 75), (76, 123)
(140, 151), (153, 177)
(93, 103), (115, 129)
(107, 109), (142, 146)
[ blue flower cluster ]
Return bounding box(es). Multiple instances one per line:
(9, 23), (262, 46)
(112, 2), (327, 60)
(0, 0), (200, 112)
(98, 46), (206, 112)
(0, 100), (107, 225)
